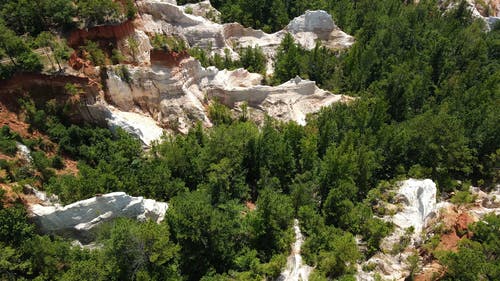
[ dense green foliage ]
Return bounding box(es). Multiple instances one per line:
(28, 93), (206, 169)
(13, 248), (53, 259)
(0, 190), (182, 280)
(438, 214), (500, 281)
(0, 0), (136, 34)
(0, 0), (499, 279)
(189, 45), (267, 75)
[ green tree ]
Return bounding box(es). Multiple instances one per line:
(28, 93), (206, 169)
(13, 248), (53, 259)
(98, 219), (182, 281)
(77, 0), (123, 26)
(273, 33), (304, 84)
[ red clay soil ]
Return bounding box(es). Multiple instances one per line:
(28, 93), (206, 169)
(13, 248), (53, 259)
(0, 183), (45, 208)
(68, 20), (136, 48)
(0, 72), (101, 124)
(56, 157), (79, 176)
(436, 231), (463, 252)
(436, 208), (475, 252)
(150, 50), (190, 68)
(414, 207), (477, 280)
(0, 102), (44, 140)
(0, 97), (79, 176)
(456, 213), (475, 235)
(68, 51), (97, 75)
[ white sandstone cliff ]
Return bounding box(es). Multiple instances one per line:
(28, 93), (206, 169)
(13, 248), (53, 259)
(105, 61), (352, 138)
(356, 179), (500, 281)
(30, 192), (168, 241)
(137, 0), (354, 73)
(78, 1), (355, 145)
(391, 179), (437, 233)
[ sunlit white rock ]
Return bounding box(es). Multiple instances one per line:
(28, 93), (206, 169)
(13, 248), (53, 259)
(392, 178), (437, 233)
(106, 106), (165, 146)
(31, 192), (168, 237)
(16, 142), (32, 163)
(278, 219), (313, 281)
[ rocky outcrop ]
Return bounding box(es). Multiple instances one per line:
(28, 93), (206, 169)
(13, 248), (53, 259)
(181, 0), (221, 22)
(15, 143), (32, 164)
(441, 0), (500, 30)
(357, 179), (438, 281)
(30, 192), (168, 242)
(285, 10), (354, 50)
(105, 59), (351, 138)
(106, 106), (165, 145)
(137, 0), (353, 72)
(49, 1), (355, 143)
(467, 0), (499, 17)
(356, 181), (500, 281)
(68, 20), (136, 47)
(117, 30), (153, 65)
(392, 179), (437, 233)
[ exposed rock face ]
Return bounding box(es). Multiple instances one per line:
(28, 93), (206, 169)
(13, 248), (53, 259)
(105, 60), (351, 138)
(278, 219), (313, 281)
(117, 30), (153, 65)
(467, 0), (499, 17)
(48, 1), (354, 144)
(442, 0), (500, 30)
(181, 0), (221, 22)
(392, 179), (437, 233)
(106, 106), (165, 145)
(68, 20), (136, 47)
(357, 181), (500, 281)
(30, 192), (168, 242)
(285, 10), (354, 50)
(357, 179), (437, 281)
(137, 0), (353, 73)
(15, 142), (32, 163)
(206, 75), (353, 125)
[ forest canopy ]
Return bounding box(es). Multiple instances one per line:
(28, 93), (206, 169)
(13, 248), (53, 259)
(0, 0), (499, 280)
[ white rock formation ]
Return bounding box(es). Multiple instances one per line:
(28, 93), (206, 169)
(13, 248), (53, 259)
(88, 1), (354, 143)
(392, 178), (437, 233)
(278, 219), (313, 281)
(206, 75), (352, 126)
(30, 192), (168, 239)
(137, 0), (353, 73)
(443, 0), (500, 30)
(285, 10), (354, 50)
(468, 186), (500, 218)
(357, 179), (438, 281)
(106, 105), (165, 146)
(181, 0), (221, 22)
(117, 30), (153, 65)
(24, 185), (60, 205)
(106, 60), (351, 139)
(15, 142), (32, 163)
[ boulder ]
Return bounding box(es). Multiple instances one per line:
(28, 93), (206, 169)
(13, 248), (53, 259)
(392, 178), (437, 233)
(30, 192), (168, 242)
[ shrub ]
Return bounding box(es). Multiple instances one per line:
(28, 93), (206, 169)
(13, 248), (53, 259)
(51, 155), (65, 170)
(80, 40), (106, 66)
(0, 139), (18, 156)
(208, 100), (232, 125)
(450, 190), (477, 205)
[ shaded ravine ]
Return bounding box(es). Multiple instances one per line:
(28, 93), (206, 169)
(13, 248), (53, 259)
(278, 219), (313, 281)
